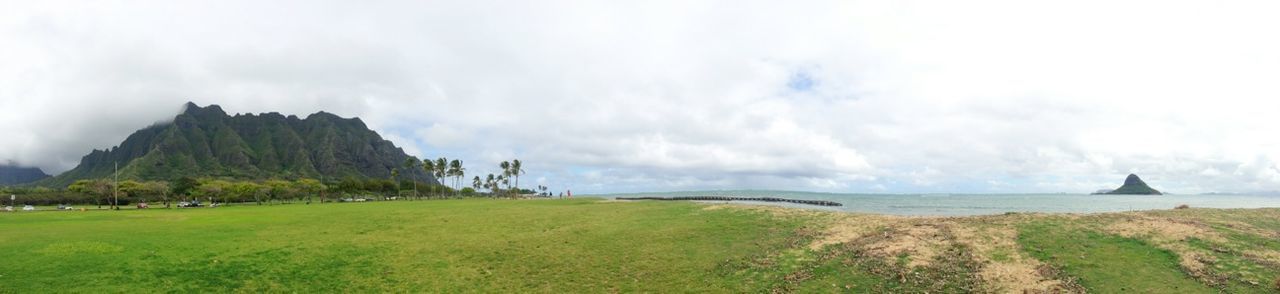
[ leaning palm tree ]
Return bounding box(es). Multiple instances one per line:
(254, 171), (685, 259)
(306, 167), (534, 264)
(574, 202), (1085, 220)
(404, 158), (418, 200)
(472, 176), (482, 193)
(511, 159), (524, 193)
(422, 159), (436, 199)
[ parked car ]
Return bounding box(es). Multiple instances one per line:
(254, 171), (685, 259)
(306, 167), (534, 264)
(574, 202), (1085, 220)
(178, 201), (202, 208)
(56, 204), (74, 210)
(3, 206), (11, 211)
(136, 202), (149, 209)
(22, 205), (35, 211)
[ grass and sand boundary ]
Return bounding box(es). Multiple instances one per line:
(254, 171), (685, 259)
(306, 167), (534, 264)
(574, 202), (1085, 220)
(2, 198), (1278, 292)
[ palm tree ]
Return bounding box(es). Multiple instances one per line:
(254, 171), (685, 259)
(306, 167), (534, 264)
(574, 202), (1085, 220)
(455, 160), (466, 195)
(390, 168), (400, 199)
(494, 175), (504, 198)
(499, 161), (511, 190)
(404, 158), (419, 200)
(472, 176), (481, 192)
(435, 157), (448, 197)
(422, 159), (435, 199)
(498, 175), (509, 197)
(485, 174), (497, 196)
(511, 159), (524, 193)
(447, 159), (464, 196)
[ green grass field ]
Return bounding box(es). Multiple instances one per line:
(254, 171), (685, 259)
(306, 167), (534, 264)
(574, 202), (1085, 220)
(2, 199), (1279, 293)
(0, 199), (810, 292)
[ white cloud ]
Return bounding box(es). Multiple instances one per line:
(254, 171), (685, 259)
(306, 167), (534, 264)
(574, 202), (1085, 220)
(3, 0), (1280, 193)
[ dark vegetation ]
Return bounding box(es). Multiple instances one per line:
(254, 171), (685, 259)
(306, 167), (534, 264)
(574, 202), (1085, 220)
(37, 102), (435, 187)
(4, 177), (434, 207)
(3, 174), (539, 207)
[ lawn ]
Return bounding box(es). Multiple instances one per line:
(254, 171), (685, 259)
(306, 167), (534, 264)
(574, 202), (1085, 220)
(0, 199), (807, 292)
(1018, 220), (1215, 293)
(2, 199), (1279, 293)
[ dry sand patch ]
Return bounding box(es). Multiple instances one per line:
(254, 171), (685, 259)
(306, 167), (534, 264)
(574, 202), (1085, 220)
(1105, 216), (1225, 243)
(699, 203), (826, 218)
(952, 221), (1073, 293)
(808, 214), (898, 250)
(863, 223), (947, 268)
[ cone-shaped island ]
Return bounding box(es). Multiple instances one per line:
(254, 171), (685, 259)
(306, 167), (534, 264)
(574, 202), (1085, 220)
(1094, 174), (1163, 195)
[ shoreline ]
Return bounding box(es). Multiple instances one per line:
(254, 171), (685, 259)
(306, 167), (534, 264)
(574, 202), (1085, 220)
(692, 198), (1273, 216)
(606, 192), (1280, 217)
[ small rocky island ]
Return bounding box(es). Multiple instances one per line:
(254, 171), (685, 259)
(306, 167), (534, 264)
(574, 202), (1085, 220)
(1093, 173), (1163, 195)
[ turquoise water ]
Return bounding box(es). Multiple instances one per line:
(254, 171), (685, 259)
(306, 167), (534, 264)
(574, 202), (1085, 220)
(602, 190), (1280, 216)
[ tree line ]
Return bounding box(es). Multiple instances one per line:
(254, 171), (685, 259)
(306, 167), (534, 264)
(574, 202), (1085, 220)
(2, 157), (548, 208)
(404, 157), (539, 198)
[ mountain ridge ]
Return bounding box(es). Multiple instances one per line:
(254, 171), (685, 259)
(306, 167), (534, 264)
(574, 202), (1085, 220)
(0, 163), (50, 185)
(36, 102), (437, 187)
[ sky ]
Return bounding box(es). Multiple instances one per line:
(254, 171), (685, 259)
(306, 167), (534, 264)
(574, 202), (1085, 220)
(2, 0), (1280, 194)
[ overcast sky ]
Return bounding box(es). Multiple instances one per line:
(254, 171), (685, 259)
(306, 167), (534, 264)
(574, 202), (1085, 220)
(3, 0), (1280, 194)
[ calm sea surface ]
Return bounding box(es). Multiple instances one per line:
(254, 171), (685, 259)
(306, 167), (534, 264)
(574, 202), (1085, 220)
(601, 190), (1280, 216)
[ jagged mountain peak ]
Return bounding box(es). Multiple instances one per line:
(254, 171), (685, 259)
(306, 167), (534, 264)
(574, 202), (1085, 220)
(38, 102), (436, 187)
(182, 102), (227, 116)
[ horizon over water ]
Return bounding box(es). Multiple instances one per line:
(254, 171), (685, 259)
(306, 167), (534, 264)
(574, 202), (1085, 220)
(597, 190), (1280, 216)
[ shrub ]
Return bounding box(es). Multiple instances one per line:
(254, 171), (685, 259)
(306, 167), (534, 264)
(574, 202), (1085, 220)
(1174, 204), (1190, 209)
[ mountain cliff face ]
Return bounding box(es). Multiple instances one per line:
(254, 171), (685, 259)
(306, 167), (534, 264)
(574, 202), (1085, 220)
(0, 164), (50, 185)
(1099, 174), (1162, 195)
(39, 102), (436, 187)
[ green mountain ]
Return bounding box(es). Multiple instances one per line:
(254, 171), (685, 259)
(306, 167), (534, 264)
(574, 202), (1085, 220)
(38, 102), (437, 187)
(0, 164), (50, 185)
(1099, 174), (1162, 195)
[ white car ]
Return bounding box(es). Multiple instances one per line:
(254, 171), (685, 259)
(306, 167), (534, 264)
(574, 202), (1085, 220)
(3, 206), (11, 211)
(22, 205), (35, 211)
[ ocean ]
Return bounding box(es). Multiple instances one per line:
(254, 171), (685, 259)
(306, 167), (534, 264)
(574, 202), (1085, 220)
(601, 190), (1280, 216)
